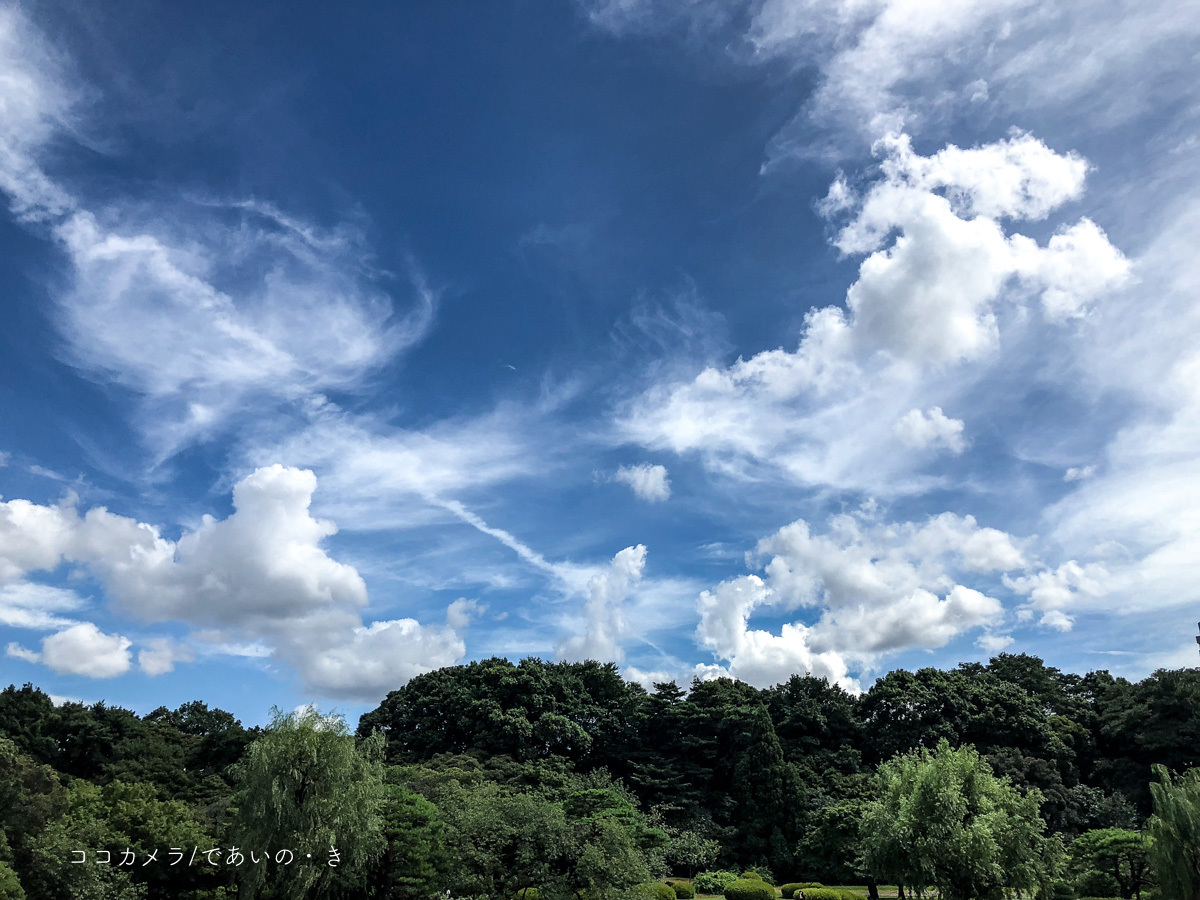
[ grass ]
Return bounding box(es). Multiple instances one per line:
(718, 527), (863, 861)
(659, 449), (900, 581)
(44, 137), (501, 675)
(682, 885), (909, 900)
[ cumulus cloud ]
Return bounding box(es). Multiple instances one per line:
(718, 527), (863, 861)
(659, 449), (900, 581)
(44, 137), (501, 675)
(615, 463), (671, 502)
(39, 623), (133, 678)
(694, 509), (1030, 688)
(0, 466), (469, 699)
(137, 638), (194, 676)
(0, 497), (76, 582)
(446, 598), (485, 630)
(1064, 465), (1096, 482)
(295, 615), (467, 701)
(894, 407), (966, 453)
(1004, 560), (1109, 631)
(621, 133), (1126, 492)
(557, 544), (648, 663)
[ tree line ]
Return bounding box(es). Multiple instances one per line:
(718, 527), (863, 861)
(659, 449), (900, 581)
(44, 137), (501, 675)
(0, 653), (1196, 899)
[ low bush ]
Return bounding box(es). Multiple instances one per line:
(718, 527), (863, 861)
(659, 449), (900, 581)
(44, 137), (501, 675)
(742, 868), (776, 886)
(723, 878), (777, 900)
(1075, 871), (1121, 899)
(514, 890), (540, 900)
(695, 872), (739, 895)
(799, 888), (859, 900)
(669, 883), (696, 899)
(781, 884), (824, 898)
(632, 884), (677, 900)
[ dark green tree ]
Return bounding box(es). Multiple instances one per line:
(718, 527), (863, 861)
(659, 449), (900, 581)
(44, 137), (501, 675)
(730, 704), (802, 873)
(368, 782), (447, 900)
(1067, 828), (1153, 900)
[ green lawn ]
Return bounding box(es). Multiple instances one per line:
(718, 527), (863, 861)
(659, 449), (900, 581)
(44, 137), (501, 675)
(688, 886), (907, 900)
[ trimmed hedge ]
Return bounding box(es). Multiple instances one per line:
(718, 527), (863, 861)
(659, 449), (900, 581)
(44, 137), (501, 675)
(669, 883), (696, 899)
(781, 884), (825, 898)
(695, 872), (739, 895)
(798, 889), (859, 900)
(723, 879), (777, 900)
(633, 884), (677, 900)
(741, 869), (776, 886)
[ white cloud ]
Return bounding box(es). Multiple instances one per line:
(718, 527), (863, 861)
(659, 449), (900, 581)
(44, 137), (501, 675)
(615, 463), (671, 502)
(0, 582), (86, 629)
(0, 465), (471, 699)
(557, 544), (648, 663)
(1064, 465), (1096, 482)
(72, 465), (369, 628)
(694, 509), (1025, 688)
(894, 407), (966, 453)
(0, 7), (435, 459)
(746, 0), (1200, 160)
(1004, 560), (1109, 631)
(0, 497), (76, 583)
(446, 598), (485, 630)
(40, 623), (133, 678)
(52, 210), (432, 457)
(5, 642), (40, 663)
(977, 632), (1015, 653)
(0, 7), (75, 218)
(248, 401), (542, 530)
(620, 133), (1127, 492)
(138, 637), (194, 676)
(294, 614), (467, 702)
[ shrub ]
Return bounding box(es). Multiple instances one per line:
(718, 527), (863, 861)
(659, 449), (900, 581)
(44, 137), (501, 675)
(1075, 871), (1121, 899)
(514, 890), (540, 900)
(0, 861), (25, 900)
(723, 879), (777, 900)
(799, 888), (859, 900)
(632, 884), (677, 900)
(781, 884), (824, 898)
(742, 868), (776, 886)
(695, 872), (739, 895)
(670, 883), (696, 899)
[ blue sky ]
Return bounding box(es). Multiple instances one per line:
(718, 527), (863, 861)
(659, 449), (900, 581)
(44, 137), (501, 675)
(1, 0), (1198, 726)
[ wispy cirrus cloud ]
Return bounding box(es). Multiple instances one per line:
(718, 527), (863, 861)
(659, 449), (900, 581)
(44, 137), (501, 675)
(0, 6), (436, 461)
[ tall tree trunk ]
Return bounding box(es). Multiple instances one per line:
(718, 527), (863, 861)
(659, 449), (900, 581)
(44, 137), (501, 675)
(867, 879), (880, 900)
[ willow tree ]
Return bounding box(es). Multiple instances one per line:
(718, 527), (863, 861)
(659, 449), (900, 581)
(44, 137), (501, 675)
(860, 739), (1061, 900)
(1149, 764), (1200, 900)
(233, 707), (385, 899)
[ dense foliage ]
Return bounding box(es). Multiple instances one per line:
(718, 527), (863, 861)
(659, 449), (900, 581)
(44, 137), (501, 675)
(723, 877), (777, 900)
(1148, 764), (1200, 900)
(0, 653), (1195, 899)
